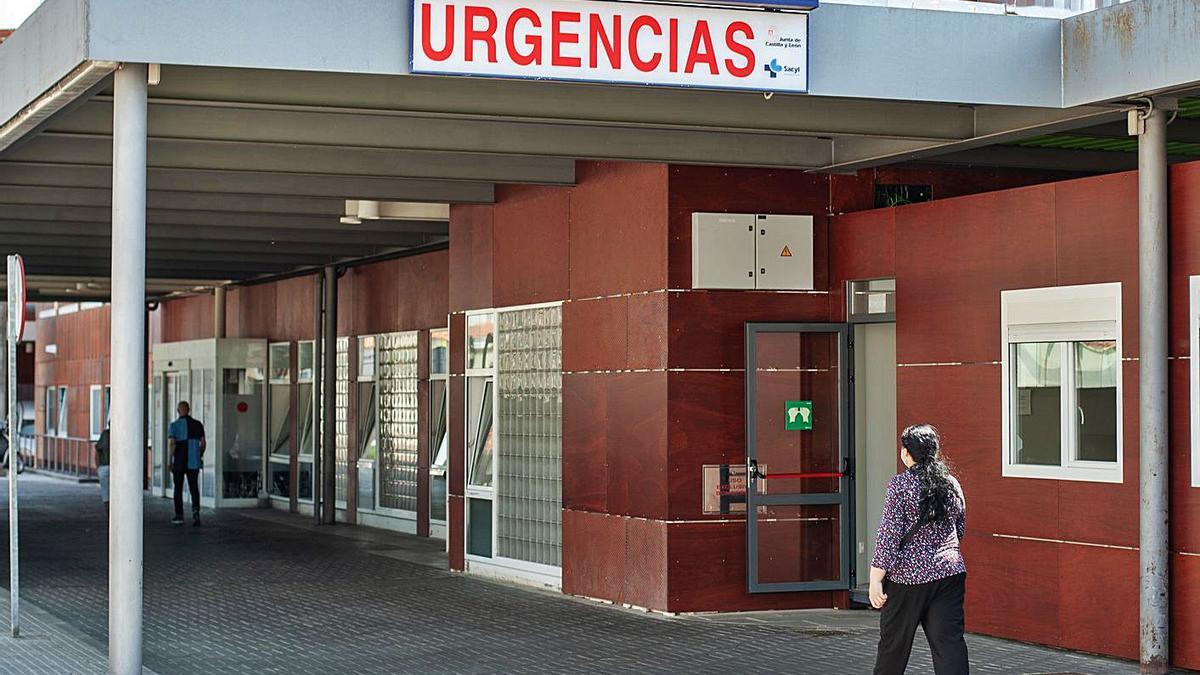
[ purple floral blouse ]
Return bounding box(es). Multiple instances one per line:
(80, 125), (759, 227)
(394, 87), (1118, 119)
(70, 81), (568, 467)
(870, 468), (966, 585)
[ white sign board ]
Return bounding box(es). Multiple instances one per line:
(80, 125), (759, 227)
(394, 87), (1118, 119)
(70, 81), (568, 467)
(411, 0), (809, 92)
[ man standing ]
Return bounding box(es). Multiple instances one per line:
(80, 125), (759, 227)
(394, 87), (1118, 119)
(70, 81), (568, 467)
(168, 401), (205, 526)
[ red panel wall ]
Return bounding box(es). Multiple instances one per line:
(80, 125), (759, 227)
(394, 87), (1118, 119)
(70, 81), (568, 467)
(34, 305), (112, 447)
(830, 161), (1200, 669)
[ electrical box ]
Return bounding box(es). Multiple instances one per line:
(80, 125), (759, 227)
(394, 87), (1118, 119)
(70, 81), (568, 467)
(755, 214), (814, 290)
(692, 212), (756, 289)
(692, 212), (814, 290)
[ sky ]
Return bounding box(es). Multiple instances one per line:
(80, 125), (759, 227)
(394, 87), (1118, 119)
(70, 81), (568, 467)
(0, 0), (44, 30)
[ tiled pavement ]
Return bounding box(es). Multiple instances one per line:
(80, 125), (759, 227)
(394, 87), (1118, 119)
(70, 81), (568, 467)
(0, 475), (1178, 674)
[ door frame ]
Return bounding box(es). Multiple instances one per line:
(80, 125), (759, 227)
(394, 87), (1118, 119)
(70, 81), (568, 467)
(745, 322), (855, 594)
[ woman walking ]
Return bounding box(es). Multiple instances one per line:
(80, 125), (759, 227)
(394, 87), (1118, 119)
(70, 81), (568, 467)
(870, 424), (968, 675)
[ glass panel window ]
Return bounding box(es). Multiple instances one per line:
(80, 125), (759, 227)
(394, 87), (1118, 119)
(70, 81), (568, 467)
(1012, 342), (1061, 467)
(1075, 340), (1118, 462)
(90, 386), (104, 440)
(269, 343), (291, 383)
(45, 387), (56, 435)
(104, 385), (112, 428)
(467, 378), (494, 488)
(298, 341), (315, 383)
(358, 335), (377, 380)
(357, 381), (378, 461)
(430, 328), (449, 376)
(378, 331), (419, 512)
(268, 459), (290, 498)
(467, 314), (496, 370)
(298, 460), (314, 501)
(468, 498), (493, 558)
(222, 368), (264, 499)
(298, 382), (315, 457)
(57, 387), (69, 437)
(430, 379), (448, 523)
(335, 337), (349, 503)
(496, 305), (563, 567)
(268, 383), (292, 458)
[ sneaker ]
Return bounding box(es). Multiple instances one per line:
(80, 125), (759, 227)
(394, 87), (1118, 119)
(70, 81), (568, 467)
(192, 513), (201, 527)
(171, 516), (184, 526)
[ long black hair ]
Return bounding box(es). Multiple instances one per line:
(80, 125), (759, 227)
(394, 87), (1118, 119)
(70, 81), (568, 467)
(901, 424), (956, 524)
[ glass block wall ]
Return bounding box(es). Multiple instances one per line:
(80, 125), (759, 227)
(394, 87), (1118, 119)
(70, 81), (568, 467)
(378, 331), (420, 512)
(496, 305), (563, 567)
(335, 336), (349, 504)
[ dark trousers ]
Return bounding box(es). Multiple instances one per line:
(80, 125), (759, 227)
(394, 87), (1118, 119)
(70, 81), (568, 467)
(874, 573), (969, 675)
(172, 467), (200, 518)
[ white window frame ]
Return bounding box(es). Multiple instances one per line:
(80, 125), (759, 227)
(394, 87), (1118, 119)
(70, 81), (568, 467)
(89, 385), (104, 440)
(44, 386), (57, 436)
(463, 302), (564, 587)
(1001, 282), (1123, 483)
(56, 386), (69, 438)
(430, 326), (450, 532)
(296, 340), (316, 503)
(1189, 276), (1200, 488)
(267, 342), (293, 504)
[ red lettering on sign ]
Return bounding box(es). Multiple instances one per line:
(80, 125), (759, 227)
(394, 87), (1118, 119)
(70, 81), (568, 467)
(551, 11), (581, 67)
(668, 18), (679, 73)
(724, 22), (755, 77)
(465, 5), (498, 63)
(589, 14), (621, 69)
(505, 8), (541, 66)
(685, 20), (718, 75)
(420, 3), (455, 62)
(628, 15), (662, 73)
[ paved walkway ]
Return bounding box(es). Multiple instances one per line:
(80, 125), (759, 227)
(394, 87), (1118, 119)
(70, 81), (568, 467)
(0, 475), (1176, 674)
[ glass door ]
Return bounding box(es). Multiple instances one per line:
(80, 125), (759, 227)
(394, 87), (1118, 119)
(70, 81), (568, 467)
(745, 323), (851, 593)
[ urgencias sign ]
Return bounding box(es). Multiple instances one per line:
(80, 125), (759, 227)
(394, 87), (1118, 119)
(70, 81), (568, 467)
(411, 0), (809, 93)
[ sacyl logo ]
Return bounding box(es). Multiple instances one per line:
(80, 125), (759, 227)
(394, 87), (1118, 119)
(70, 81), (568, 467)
(763, 58), (783, 78)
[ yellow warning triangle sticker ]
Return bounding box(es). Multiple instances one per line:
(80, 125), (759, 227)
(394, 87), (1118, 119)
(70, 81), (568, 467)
(780, 245), (793, 258)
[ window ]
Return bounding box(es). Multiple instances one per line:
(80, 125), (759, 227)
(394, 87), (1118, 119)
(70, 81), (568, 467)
(104, 385), (112, 428)
(463, 305), (563, 573)
(356, 336), (379, 510)
(1001, 283), (1122, 483)
(297, 341), (316, 502)
(89, 385), (104, 440)
(57, 387), (69, 437)
(377, 331), (419, 513)
(465, 311), (496, 558)
(267, 343), (292, 500)
(44, 386), (57, 435)
(430, 327), (449, 524)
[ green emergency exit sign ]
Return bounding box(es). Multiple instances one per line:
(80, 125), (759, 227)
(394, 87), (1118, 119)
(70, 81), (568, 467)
(785, 400), (813, 431)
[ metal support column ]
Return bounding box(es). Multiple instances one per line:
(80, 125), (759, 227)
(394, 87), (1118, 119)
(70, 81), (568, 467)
(213, 286), (226, 339)
(109, 63), (147, 675)
(320, 266), (337, 525)
(312, 272), (323, 526)
(1136, 100), (1170, 675)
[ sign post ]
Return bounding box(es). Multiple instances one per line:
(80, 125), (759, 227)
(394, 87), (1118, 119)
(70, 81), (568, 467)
(7, 253), (23, 638)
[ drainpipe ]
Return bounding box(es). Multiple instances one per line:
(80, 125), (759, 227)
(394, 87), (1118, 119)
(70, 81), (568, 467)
(1134, 97), (1172, 675)
(213, 286), (226, 339)
(321, 266), (338, 525)
(312, 272), (323, 526)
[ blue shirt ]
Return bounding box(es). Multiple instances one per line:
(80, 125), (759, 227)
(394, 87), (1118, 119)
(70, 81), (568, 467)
(168, 415), (205, 471)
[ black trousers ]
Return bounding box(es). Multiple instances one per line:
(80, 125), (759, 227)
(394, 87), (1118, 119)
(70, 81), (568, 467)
(874, 572), (968, 675)
(172, 467), (200, 518)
